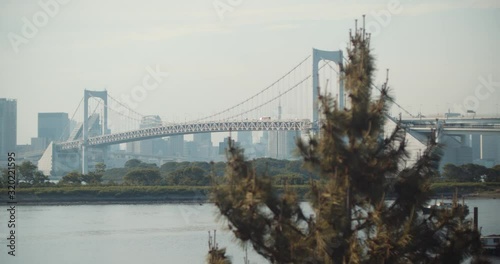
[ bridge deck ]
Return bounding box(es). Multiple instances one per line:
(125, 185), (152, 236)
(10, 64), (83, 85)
(57, 120), (312, 150)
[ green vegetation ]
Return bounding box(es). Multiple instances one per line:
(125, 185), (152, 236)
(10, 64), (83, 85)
(59, 163), (104, 185)
(431, 182), (500, 194)
(0, 160), (49, 188)
(1, 182), (497, 204)
(59, 171), (84, 185)
(17, 161), (50, 184)
(442, 163), (500, 182)
(100, 158), (314, 186)
(208, 23), (488, 263)
(0, 185), (210, 203)
(0, 133), (496, 208)
(166, 166), (209, 186)
(3, 155), (496, 192)
(124, 168), (162, 186)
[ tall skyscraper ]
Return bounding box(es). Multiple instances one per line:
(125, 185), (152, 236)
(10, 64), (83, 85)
(219, 137), (236, 155)
(137, 115), (165, 156)
(268, 130), (299, 159)
(268, 131), (287, 159)
(193, 133), (212, 159)
(237, 131), (253, 147)
(167, 135), (184, 157)
(38, 112), (69, 143)
(0, 98), (17, 162)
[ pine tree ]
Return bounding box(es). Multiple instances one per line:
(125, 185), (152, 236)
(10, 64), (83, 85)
(209, 20), (487, 264)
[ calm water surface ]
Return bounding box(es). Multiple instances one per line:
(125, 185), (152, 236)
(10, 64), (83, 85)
(0, 199), (498, 264)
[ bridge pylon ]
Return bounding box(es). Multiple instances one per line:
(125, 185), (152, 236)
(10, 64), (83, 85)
(312, 48), (344, 130)
(82, 90), (108, 174)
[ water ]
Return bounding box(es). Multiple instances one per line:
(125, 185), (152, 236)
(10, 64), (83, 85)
(0, 199), (498, 264)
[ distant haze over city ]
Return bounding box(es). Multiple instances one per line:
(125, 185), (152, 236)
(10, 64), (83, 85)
(1, 0), (499, 144)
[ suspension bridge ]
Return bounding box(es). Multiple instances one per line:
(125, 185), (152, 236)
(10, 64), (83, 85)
(35, 47), (500, 176)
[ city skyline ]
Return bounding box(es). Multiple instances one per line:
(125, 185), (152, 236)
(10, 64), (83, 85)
(1, 0), (500, 144)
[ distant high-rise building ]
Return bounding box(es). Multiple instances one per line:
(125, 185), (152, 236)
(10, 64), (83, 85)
(194, 133), (211, 146)
(38, 112), (69, 143)
(254, 131), (269, 157)
(268, 130), (299, 159)
(268, 131), (287, 159)
(237, 131), (253, 147)
(192, 133), (212, 159)
(167, 135), (184, 157)
(0, 98), (17, 162)
(137, 115), (164, 156)
(31, 137), (48, 152)
(184, 141), (196, 160)
(219, 137), (237, 155)
(126, 141), (141, 154)
(285, 130), (299, 158)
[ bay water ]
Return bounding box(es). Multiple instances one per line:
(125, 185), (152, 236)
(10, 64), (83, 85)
(0, 199), (498, 264)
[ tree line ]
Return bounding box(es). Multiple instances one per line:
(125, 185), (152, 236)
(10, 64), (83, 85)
(106, 158), (314, 186)
(442, 163), (500, 182)
(0, 158), (311, 187)
(0, 161), (105, 188)
(1, 158), (499, 189)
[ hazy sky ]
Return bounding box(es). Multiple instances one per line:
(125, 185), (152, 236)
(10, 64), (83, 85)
(1, 0), (499, 144)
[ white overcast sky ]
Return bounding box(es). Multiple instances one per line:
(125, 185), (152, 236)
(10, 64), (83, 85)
(1, 0), (499, 144)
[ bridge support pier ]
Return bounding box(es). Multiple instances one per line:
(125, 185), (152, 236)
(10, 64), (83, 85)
(480, 134), (483, 160)
(81, 144), (88, 175)
(82, 90), (88, 174)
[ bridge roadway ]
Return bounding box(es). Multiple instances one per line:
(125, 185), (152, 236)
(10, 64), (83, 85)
(57, 119), (312, 150)
(56, 118), (500, 151)
(408, 124), (500, 134)
(401, 117), (500, 134)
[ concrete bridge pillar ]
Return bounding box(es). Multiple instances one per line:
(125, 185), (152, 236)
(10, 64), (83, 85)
(479, 134), (483, 160)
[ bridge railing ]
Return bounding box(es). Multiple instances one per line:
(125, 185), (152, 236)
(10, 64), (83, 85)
(402, 122), (500, 134)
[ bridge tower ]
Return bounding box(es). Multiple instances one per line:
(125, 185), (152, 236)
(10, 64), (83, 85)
(312, 49), (344, 129)
(82, 90), (108, 174)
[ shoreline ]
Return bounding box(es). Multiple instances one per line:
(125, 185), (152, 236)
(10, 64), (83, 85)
(0, 193), (209, 206)
(3, 199), (209, 206)
(1, 183), (498, 205)
(2, 192), (498, 206)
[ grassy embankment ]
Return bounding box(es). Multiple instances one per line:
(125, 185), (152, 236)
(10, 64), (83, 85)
(5, 186), (211, 203)
(3, 182), (499, 203)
